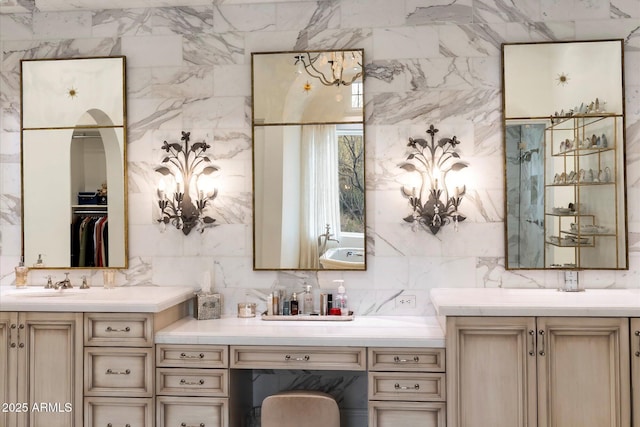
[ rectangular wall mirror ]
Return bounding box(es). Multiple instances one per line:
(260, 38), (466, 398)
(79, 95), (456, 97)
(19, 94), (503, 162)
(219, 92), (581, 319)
(21, 56), (128, 269)
(252, 49), (366, 270)
(502, 40), (628, 270)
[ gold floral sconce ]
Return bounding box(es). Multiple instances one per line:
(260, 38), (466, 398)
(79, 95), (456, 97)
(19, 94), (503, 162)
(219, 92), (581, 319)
(400, 124), (469, 234)
(156, 131), (219, 235)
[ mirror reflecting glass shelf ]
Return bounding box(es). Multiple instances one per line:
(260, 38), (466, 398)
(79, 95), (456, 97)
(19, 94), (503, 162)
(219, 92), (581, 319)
(252, 50), (366, 270)
(21, 57), (128, 269)
(502, 40), (628, 270)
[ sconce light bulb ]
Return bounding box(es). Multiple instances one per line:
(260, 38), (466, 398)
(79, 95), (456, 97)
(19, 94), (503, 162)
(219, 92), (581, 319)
(296, 59), (304, 74)
(335, 93), (343, 102)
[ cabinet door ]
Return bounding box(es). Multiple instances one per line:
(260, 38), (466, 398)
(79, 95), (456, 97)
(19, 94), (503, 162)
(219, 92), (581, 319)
(17, 312), (83, 427)
(632, 318), (640, 427)
(446, 316), (537, 427)
(0, 312), (18, 427)
(536, 317), (630, 427)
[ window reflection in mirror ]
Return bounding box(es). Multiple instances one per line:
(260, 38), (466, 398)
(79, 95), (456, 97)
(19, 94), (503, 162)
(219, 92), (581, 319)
(502, 40), (628, 270)
(252, 50), (366, 270)
(21, 57), (127, 268)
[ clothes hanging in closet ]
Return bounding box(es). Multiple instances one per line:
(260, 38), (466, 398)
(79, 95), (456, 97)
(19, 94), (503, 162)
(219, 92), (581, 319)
(71, 215), (109, 267)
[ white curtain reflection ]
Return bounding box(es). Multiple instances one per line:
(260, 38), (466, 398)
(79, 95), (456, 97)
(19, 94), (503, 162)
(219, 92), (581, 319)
(299, 125), (341, 269)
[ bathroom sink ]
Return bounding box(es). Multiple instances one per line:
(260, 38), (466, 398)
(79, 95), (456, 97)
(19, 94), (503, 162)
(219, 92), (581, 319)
(319, 247), (365, 270)
(3, 288), (83, 298)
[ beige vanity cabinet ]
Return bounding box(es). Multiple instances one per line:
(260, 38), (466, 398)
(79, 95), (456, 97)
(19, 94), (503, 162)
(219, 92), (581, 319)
(367, 347), (446, 427)
(155, 344), (229, 427)
(84, 306), (188, 427)
(446, 316), (630, 427)
(632, 318), (639, 427)
(0, 311), (83, 427)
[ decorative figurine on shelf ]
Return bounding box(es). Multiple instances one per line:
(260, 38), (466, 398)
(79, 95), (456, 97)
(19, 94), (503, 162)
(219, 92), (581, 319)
(399, 124), (469, 235)
(97, 182), (108, 205)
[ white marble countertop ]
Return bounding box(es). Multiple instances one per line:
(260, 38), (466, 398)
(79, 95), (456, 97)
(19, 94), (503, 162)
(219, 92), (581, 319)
(430, 288), (640, 317)
(0, 285), (194, 313)
(156, 315), (445, 348)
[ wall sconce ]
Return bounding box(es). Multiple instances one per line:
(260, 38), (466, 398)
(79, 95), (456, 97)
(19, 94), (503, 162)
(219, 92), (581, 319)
(294, 51), (363, 87)
(156, 131), (219, 235)
(400, 124), (468, 234)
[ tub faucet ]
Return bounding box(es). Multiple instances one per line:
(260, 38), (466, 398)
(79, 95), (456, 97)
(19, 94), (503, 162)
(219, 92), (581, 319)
(318, 224), (339, 256)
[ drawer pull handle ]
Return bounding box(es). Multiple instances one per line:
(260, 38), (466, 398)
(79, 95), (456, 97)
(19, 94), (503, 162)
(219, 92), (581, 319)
(635, 330), (639, 357)
(107, 424), (131, 427)
(285, 354), (310, 362)
(394, 383), (420, 390)
(181, 423), (205, 427)
(106, 369), (131, 375)
(528, 330), (536, 356)
(105, 326), (131, 333)
(538, 330), (546, 356)
(180, 352), (205, 359)
(180, 379), (205, 385)
(393, 356), (419, 363)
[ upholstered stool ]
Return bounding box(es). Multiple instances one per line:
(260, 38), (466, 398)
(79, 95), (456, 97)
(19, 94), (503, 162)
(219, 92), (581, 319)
(261, 390), (340, 427)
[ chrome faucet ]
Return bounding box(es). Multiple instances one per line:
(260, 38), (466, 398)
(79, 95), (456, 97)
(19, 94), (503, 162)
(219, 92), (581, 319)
(318, 224), (340, 256)
(54, 273), (73, 290)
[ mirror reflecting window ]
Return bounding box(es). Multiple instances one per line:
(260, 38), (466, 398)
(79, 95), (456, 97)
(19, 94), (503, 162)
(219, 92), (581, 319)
(502, 40), (628, 270)
(21, 57), (128, 268)
(252, 50), (366, 270)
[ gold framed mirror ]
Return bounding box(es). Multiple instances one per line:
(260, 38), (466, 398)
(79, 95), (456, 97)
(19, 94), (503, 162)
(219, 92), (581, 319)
(502, 40), (628, 270)
(21, 56), (128, 269)
(252, 49), (366, 270)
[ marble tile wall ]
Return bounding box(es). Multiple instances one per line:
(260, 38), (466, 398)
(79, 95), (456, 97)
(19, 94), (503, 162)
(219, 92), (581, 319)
(1, 0), (639, 316)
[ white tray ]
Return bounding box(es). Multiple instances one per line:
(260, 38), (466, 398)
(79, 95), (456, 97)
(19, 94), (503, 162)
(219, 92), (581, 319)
(261, 314), (354, 321)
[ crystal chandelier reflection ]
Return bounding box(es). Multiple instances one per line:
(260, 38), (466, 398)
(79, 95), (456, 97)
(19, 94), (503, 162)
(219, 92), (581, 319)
(294, 50), (363, 87)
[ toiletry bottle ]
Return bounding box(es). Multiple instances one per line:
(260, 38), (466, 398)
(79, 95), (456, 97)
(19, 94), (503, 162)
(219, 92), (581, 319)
(15, 257), (28, 288)
(33, 254), (44, 268)
(290, 292), (299, 315)
(334, 282), (349, 316)
(303, 284), (314, 314)
(272, 292), (280, 316)
(282, 293), (290, 315)
(267, 293), (273, 316)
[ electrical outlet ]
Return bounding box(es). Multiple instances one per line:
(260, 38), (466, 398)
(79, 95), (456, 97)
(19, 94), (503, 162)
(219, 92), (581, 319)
(395, 295), (416, 308)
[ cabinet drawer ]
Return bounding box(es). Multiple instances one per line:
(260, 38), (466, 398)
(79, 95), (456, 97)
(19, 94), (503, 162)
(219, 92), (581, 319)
(369, 401), (446, 427)
(84, 397), (153, 427)
(157, 344), (228, 368)
(85, 313), (153, 347)
(157, 396), (228, 427)
(368, 348), (445, 372)
(84, 347), (153, 397)
(157, 368), (228, 397)
(231, 345), (366, 371)
(368, 372), (446, 401)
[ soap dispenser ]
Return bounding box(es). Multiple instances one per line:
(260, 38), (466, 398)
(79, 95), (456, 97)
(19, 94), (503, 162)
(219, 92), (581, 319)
(15, 257), (28, 288)
(334, 280), (348, 316)
(303, 283), (314, 314)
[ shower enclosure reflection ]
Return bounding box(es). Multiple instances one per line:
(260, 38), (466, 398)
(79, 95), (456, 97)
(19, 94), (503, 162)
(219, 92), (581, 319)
(505, 123), (545, 268)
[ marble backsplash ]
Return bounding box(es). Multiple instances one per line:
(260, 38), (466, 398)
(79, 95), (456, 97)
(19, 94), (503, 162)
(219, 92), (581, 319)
(1, 0), (639, 316)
